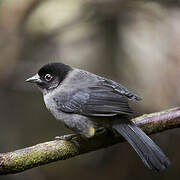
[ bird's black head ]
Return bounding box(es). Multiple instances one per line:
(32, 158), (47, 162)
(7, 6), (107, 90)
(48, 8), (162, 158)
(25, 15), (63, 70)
(26, 62), (72, 90)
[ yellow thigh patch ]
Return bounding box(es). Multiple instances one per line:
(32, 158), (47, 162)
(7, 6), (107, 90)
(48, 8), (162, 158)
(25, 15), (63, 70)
(88, 127), (95, 137)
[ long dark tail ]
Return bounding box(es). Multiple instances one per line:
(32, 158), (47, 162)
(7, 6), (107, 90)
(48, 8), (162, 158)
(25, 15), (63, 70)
(112, 118), (171, 171)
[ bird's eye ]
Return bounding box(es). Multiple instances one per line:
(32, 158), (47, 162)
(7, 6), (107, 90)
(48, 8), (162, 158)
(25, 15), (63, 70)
(44, 74), (53, 81)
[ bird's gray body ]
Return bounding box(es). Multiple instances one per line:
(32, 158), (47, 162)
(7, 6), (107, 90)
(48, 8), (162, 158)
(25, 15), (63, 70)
(43, 68), (137, 137)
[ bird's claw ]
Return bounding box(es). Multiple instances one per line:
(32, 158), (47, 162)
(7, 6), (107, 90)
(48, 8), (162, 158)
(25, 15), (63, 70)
(55, 134), (80, 147)
(55, 134), (77, 141)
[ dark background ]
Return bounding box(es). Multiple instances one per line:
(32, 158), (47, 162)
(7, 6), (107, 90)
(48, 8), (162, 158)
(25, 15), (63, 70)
(0, 0), (180, 179)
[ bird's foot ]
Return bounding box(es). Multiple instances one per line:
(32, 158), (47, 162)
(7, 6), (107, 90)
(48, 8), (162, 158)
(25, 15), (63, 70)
(55, 134), (77, 141)
(55, 134), (80, 147)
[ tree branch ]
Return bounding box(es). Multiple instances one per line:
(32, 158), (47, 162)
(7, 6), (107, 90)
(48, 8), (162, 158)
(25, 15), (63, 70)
(1, 107), (180, 175)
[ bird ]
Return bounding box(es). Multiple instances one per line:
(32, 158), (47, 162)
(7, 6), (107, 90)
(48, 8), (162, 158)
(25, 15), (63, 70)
(26, 62), (170, 171)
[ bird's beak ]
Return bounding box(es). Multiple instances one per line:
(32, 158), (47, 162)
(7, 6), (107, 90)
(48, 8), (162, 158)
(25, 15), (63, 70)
(25, 74), (42, 83)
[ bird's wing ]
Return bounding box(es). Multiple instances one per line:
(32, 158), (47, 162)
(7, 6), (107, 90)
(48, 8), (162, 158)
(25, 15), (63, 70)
(54, 80), (140, 116)
(98, 78), (142, 101)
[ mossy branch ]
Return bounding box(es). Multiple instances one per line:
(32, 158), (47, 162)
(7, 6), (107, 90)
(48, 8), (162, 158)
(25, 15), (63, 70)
(1, 107), (180, 175)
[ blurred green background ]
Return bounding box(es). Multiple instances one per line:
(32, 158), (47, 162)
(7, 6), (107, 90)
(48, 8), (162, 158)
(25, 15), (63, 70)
(0, 0), (180, 179)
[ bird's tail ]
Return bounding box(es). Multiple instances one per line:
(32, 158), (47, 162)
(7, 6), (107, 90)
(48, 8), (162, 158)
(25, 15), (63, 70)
(112, 118), (171, 171)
